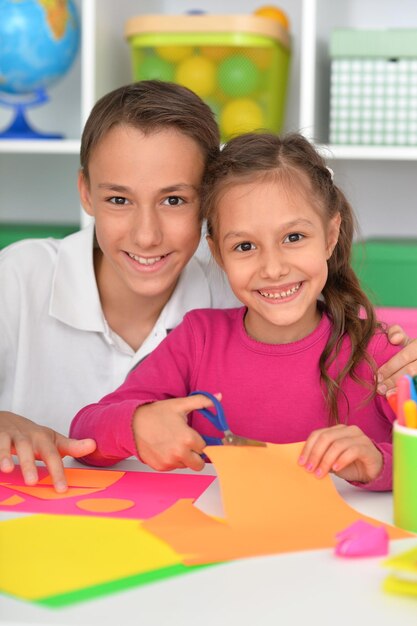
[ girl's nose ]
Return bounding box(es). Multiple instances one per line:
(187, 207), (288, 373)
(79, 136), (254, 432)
(131, 208), (163, 249)
(259, 248), (290, 280)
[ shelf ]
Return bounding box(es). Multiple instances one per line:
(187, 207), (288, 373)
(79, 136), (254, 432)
(317, 144), (417, 161)
(0, 139), (81, 154)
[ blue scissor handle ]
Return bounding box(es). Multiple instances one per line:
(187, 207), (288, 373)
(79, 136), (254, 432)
(188, 390), (229, 432)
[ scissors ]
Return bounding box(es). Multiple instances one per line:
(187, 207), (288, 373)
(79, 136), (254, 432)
(188, 390), (266, 447)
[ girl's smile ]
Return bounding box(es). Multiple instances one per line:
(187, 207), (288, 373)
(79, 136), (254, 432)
(211, 177), (340, 344)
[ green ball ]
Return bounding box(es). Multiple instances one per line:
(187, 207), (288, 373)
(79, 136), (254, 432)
(218, 54), (261, 98)
(136, 55), (175, 82)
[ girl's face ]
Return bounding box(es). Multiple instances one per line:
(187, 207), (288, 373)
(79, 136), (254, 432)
(79, 125), (203, 307)
(209, 176), (340, 344)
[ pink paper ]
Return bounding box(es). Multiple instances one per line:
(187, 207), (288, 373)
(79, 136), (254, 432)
(0, 466), (215, 520)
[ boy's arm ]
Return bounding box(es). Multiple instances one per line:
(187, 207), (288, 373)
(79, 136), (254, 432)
(0, 411), (96, 491)
(377, 325), (417, 393)
(70, 318), (197, 466)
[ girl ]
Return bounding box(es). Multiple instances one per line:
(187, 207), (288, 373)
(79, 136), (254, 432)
(71, 132), (403, 491)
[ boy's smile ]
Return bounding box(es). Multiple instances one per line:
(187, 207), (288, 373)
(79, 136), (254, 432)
(211, 177), (340, 344)
(79, 125), (204, 311)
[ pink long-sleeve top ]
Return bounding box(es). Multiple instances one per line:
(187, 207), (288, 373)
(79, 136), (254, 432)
(70, 307), (399, 491)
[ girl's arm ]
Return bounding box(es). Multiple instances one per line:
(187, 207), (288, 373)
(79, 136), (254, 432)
(377, 325), (417, 394)
(70, 316), (199, 467)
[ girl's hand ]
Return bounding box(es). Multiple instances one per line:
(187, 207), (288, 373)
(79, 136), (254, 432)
(297, 424), (383, 484)
(132, 394), (220, 472)
(377, 325), (417, 394)
(0, 411), (97, 493)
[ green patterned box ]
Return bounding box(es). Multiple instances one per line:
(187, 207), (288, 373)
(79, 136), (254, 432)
(329, 29), (417, 146)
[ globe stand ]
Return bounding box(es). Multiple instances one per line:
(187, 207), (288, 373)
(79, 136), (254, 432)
(0, 88), (63, 139)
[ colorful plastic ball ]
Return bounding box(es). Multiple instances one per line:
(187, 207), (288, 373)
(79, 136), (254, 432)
(220, 98), (265, 138)
(218, 54), (261, 98)
(136, 55), (174, 82)
(199, 46), (230, 62)
(253, 5), (290, 30)
(175, 55), (216, 98)
(155, 45), (193, 63)
(245, 46), (273, 70)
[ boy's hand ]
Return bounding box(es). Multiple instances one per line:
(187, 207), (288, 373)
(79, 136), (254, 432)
(133, 394), (219, 472)
(297, 424), (383, 484)
(377, 325), (417, 394)
(0, 411), (96, 493)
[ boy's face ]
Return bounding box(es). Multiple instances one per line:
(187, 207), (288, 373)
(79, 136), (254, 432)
(79, 125), (203, 306)
(210, 177), (340, 344)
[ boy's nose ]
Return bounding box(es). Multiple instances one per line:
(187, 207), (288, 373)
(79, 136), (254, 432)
(259, 249), (290, 280)
(131, 208), (163, 249)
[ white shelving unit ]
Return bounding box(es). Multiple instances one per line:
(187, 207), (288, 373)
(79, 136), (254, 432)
(1, 0), (416, 237)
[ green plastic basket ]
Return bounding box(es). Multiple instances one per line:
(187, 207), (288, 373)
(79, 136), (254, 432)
(125, 15), (291, 142)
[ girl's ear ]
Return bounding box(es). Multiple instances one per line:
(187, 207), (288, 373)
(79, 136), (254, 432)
(326, 212), (341, 259)
(206, 235), (224, 269)
(78, 170), (94, 217)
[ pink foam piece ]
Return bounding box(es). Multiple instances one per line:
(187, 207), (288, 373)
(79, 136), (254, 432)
(376, 307), (417, 337)
(335, 520), (389, 558)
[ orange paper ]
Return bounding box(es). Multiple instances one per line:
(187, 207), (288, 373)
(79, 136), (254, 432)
(144, 443), (412, 564)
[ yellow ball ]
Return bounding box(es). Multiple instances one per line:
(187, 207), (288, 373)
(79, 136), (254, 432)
(220, 98), (265, 138)
(155, 45), (193, 63)
(175, 55), (216, 98)
(254, 5), (290, 30)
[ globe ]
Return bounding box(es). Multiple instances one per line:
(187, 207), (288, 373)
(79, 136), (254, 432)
(0, 0), (80, 138)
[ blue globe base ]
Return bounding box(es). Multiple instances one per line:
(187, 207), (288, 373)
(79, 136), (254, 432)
(0, 89), (63, 140)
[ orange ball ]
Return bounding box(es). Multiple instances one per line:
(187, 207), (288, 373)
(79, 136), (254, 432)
(254, 5), (290, 30)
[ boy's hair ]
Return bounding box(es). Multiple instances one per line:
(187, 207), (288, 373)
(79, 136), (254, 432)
(202, 132), (379, 424)
(80, 80), (220, 182)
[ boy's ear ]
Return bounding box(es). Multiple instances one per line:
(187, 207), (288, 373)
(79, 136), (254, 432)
(206, 235), (224, 269)
(326, 212), (342, 259)
(78, 170), (94, 217)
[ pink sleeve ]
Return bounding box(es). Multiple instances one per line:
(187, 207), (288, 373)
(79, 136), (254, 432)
(70, 317), (197, 466)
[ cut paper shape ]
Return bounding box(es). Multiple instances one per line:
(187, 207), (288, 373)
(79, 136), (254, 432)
(144, 443), (413, 565)
(0, 494), (25, 506)
(0, 465), (215, 519)
(76, 498), (135, 513)
(0, 513), (183, 601)
(0, 483), (103, 500)
(39, 468), (125, 488)
(382, 544), (417, 598)
(335, 520), (389, 557)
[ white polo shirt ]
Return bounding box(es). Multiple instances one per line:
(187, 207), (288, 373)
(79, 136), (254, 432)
(0, 224), (238, 434)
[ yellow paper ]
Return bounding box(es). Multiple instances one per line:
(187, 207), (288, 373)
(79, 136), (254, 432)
(383, 545), (417, 597)
(0, 514), (182, 600)
(144, 443), (412, 564)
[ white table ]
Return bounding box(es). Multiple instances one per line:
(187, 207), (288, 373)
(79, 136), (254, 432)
(1, 458), (416, 626)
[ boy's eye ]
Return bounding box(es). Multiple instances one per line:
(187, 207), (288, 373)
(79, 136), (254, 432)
(109, 196), (128, 205)
(235, 241), (255, 252)
(163, 196), (184, 206)
(284, 233), (304, 243)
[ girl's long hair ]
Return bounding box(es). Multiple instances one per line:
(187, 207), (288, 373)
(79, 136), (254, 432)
(202, 132), (380, 424)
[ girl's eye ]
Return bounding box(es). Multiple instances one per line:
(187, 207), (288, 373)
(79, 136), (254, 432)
(284, 233), (304, 243)
(163, 196), (184, 206)
(109, 196), (128, 206)
(235, 241), (255, 252)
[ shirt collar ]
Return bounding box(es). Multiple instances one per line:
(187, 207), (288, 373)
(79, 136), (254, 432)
(49, 224), (106, 332)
